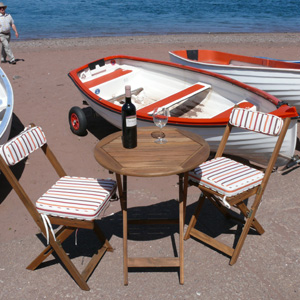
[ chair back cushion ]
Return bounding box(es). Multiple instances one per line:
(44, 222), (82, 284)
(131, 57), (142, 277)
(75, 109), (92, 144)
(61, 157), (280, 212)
(0, 126), (46, 166)
(230, 108), (283, 136)
(36, 176), (117, 220)
(189, 157), (264, 197)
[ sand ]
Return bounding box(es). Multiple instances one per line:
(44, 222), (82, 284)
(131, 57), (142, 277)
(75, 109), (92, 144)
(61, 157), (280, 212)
(0, 33), (300, 299)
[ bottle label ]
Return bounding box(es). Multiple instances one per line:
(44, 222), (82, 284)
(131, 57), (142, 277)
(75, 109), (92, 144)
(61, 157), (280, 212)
(126, 115), (137, 127)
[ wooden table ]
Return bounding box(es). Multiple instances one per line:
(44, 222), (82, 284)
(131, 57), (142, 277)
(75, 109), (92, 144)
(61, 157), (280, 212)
(94, 126), (210, 285)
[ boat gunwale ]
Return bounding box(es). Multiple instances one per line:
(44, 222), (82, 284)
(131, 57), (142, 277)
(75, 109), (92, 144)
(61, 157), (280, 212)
(169, 49), (300, 72)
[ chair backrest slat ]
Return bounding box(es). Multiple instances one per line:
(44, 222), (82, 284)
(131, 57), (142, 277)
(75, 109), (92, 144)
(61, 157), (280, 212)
(0, 126), (47, 166)
(229, 108), (283, 136)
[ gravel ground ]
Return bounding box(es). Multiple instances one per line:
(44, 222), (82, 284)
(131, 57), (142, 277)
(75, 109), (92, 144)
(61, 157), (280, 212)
(0, 33), (300, 299)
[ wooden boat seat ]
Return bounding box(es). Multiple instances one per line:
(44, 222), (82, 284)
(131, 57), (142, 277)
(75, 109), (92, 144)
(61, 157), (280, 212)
(83, 68), (133, 89)
(138, 82), (211, 115)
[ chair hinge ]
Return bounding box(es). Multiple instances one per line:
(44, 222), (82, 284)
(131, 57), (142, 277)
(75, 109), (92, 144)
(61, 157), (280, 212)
(247, 209), (253, 218)
(56, 240), (63, 247)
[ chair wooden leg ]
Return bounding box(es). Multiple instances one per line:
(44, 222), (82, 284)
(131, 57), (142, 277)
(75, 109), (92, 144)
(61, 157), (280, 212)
(230, 196), (262, 265)
(81, 247), (108, 282)
(184, 192), (206, 240)
(81, 227), (111, 282)
(93, 222), (114, 252)
(27, 231), (91, 290)
(27, 226), (75, 270)
(185, 190), (265, 265)
(230, 214), (254, 265)
(28, 222), (113, 290)
(48, 236), (90, 291)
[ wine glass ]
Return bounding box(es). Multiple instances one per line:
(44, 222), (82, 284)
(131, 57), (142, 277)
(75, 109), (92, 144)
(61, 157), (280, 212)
(152, 107), (169, 144)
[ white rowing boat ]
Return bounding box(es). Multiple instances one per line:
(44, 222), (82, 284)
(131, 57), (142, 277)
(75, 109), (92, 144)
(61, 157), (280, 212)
(0, 67), (13, 145)
(169, 49), (300, 113)
(68, 55), (298, 167)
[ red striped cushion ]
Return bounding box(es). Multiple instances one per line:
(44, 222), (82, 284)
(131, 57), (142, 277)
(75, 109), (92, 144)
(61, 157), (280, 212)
(230, 108), (283, 136)
(189, 157), (264, 197)
(36, 176), (117, 220)
(0, 126), (46, 165)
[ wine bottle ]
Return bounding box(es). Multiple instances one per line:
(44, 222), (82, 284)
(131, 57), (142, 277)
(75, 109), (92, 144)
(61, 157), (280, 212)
(122, 85), (137, 149)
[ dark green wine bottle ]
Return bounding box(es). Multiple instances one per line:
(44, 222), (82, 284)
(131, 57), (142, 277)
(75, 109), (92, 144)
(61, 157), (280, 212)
(122, 85), (137, 148)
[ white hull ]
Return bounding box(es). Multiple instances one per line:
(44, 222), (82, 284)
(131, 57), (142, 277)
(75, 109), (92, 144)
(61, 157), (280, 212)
(169, 51), (300, 113)
(0, 68), (14, 145)
(88, 102), (297, 167)
(69, 56), (298, 167)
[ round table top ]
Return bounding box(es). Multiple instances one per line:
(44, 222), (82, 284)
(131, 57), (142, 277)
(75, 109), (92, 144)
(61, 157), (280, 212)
(94, 126), (210, 177)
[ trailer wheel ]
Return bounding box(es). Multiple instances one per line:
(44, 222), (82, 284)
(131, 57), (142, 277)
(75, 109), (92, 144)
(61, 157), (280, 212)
(69, 106), (87, 136)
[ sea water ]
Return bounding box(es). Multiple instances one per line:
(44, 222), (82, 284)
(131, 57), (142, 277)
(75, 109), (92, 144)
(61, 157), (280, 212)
(6, 0), (300, 41)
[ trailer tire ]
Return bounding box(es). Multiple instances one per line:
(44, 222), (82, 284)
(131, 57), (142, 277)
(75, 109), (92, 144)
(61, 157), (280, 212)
(69, 106), (87, 136)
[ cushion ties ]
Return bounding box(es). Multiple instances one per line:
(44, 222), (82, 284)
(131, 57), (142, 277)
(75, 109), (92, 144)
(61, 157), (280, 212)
(75, 228), (79, 246)
(41, 214), (56, 244)
(222, 196), (231, 209)
(217, 195), (231, 209)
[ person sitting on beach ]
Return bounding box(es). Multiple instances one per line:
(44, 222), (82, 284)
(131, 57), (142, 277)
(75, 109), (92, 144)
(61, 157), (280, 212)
(0, 2), (18, 64)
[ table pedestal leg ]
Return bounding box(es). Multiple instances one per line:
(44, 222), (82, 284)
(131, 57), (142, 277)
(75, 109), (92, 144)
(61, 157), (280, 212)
(116, 173), (128, 285)
(179, 172), (188, 285)
(115, 172), (188, 285)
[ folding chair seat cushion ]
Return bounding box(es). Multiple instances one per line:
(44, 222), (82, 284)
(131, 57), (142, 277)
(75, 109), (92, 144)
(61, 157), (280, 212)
(36, 176), (116, 220)
(189, 156), (264, 198)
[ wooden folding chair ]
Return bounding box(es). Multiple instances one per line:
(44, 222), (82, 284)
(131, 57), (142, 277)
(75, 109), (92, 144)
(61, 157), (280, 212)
(0, 124), (117, 290)
(184, 107), (291, 265)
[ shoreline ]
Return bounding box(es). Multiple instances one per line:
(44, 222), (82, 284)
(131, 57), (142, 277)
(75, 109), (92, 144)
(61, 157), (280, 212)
(10, 32), (300, 50)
